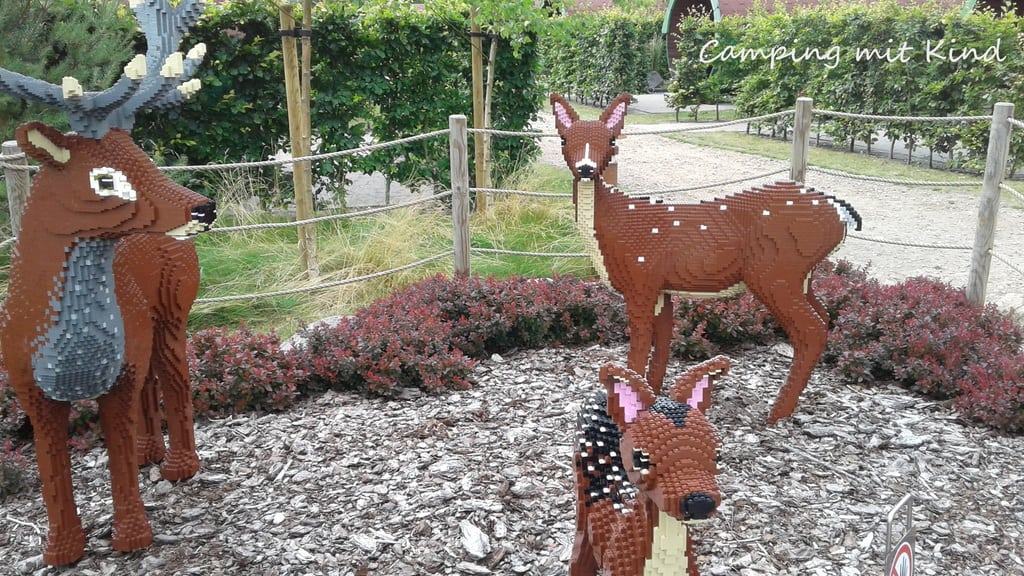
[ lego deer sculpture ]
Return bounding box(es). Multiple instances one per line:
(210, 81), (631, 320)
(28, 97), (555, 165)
(552, 93), (861, 423)
(0, 0), (215, 565)
(571, 356), (729, 576)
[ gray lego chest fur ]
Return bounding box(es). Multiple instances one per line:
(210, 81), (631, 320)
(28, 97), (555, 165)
(32, 238), (126, 401)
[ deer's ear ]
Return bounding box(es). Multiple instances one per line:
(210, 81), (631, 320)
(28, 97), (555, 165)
(16, 122), (71, 167)
(550, 93), (578, 134)
(600, 363), (656, 428)
(669, 355), (730, 413)
(600, 93), (631, 136)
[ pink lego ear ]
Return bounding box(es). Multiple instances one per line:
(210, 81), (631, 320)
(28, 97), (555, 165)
(600, 364), (656, 428)
(554, 102), (574, 130)
(549, 93), (579, 134)
(599, 93), (631, 136)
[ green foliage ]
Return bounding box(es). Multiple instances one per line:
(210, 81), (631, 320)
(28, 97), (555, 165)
(131, 0), (542, 205)
(667, 2), (1024, 169)
(539, 7), (666, 106)
(0, 0), (135, 138)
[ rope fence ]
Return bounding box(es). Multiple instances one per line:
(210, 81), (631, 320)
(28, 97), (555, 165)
(2, 98), (1020, 306)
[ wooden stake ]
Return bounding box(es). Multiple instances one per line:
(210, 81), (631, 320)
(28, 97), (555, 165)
(2, 140), (30, 238)
(967, 102), (1014, 305)
(790, 97), (812, 184)
(470, 8), (488, 213)
(450, 115), (471, 277)
(280, 5), (318, 278)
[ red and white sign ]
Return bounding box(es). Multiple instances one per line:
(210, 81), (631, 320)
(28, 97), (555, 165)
(888, 540), (914, 576)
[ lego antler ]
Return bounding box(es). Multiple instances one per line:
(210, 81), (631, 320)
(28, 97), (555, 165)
(0, 0), (206, 139)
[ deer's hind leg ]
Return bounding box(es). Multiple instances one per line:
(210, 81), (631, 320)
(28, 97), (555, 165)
(625, 292), (663, 393)
(646, 293), (674, 395)
(136, 369), (165, 466)
(748, 275), (829, 423)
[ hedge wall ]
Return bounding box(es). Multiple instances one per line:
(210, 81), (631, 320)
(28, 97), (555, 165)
(667, 3), (1024, 171)
(132, 0), (543, 203)
(538, 7), (667, 107)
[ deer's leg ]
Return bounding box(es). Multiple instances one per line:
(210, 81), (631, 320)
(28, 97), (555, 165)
(646, 293), (674, 395)
(135, 368), (165, 466)
(806, 281), (830, 326)
(749, 278), (829, 423)
(97, 372), (153, 552)
(625, 294), (660, 386)
(18, 383), (85, 566)
(154, 319), (200, 481)
(569, 508), (599, 576)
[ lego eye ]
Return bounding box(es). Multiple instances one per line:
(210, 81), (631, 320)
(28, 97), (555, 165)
(632, 448), (651, 475)
(610, 138), (616, 147)
(95, 174), (115, 191)
(560, 136), (567, 146)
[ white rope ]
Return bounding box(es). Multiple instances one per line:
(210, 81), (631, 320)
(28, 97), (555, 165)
(0, 237), (15, 249)
(193, 251), (453, 303)
(472, 247), (588, 258)
(813, 109), (991, 123)
(207, 192), (450, 233)
(0, 160), (34, 172)
(623, 110), (794, 135)
(470, 187), (571, 198)
(641, 169), (790, 195)
(807, 166), (982, 187)
(161, 129), (450, 172)
(991, 251), (1024, 278)
(1000, 182), (1024, 204)
(848, 233), (970, 250)
(1008, 117), (1024, 130)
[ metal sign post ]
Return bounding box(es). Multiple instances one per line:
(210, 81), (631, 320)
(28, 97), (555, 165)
(884, 494), (916, 576)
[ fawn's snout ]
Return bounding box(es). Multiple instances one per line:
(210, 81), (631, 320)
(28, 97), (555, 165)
(683, 492), (717, 520)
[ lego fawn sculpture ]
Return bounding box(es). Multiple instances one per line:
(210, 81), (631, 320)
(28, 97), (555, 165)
(572, 356), (729, 576)
(0, 0), (214, 565)
(552, 93), (861, 422)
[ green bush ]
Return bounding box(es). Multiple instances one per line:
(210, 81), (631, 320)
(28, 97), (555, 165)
(667, 2), (1024, 169)
(131, 0), (542, 205)
(539, 7), (666, 106)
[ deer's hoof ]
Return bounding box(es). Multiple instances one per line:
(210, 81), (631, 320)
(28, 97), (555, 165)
(136, 437), (165, 466)
(43, 525), (86, 566)
(160, 450), (200, 482)
(111, 518), (153, 553)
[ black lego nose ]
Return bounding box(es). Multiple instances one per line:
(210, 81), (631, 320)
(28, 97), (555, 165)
(682, 492), (717, 520)
(193, 201), (217, 226)
(578, 164), (595, 179)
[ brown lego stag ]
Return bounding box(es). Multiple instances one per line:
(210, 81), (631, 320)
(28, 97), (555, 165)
(0, 0), (215, 565)
(551, 93), (861, 423)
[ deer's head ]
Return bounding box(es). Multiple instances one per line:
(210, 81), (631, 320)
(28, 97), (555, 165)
(16, 122), (215, 239)
(551, 93), (630, 182)
(599, 356), (728, 522)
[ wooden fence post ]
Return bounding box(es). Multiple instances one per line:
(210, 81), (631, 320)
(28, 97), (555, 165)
(967, 102), (1014, 305)
(450, 115), (471, 278)
(2, 140), (30, 238)
(791, 97), (812, 184)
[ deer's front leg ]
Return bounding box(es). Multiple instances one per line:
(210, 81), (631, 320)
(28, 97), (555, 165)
(646, 293), (674, 395)
(97, 372), (153, 553)
(154, 322), (200, 481)
(18, 384), (85, 566)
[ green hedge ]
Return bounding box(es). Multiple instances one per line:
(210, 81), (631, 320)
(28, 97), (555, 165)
(131, 0), (543, 204)
(668, 3), (1024, 171)
(538, 7), (667, 106)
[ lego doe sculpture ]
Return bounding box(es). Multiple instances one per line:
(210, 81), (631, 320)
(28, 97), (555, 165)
(0, 0), (215, 565)
(551, 93), (862, 422)
(572, 356), (730, 576)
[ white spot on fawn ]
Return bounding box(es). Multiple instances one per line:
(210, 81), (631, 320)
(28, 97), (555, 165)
(651, 227), (659, 234)
(673, 221), (680, 226)
(668, 206), (675, 212)
(638, 256), (645, 263)
(720, 204), (727, 210)
(629, 204), (635, 210)
(700, 224), (707, 230)
(762, 210), (771, 216)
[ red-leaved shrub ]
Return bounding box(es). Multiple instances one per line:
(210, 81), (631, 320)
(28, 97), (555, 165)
(188, 325), (306, 418)
(823, 276), (1024, 399)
